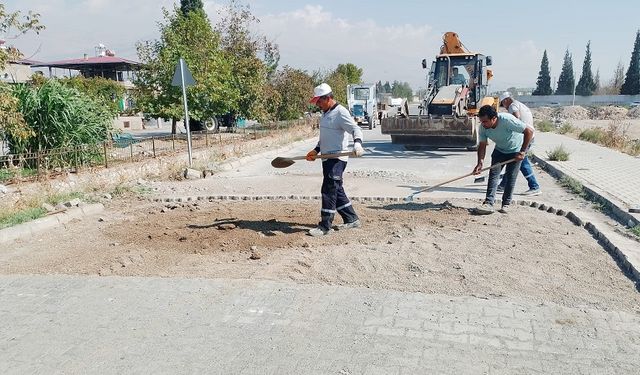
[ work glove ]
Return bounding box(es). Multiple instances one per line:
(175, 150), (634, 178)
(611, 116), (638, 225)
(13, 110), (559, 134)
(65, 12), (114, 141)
(306, 149), (318, 161)
(353, 142), (365, 157)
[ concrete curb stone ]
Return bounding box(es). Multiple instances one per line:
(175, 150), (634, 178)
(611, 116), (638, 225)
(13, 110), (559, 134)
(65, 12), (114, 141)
(531, 154), (640, 228)
(0, 203), (104, 245)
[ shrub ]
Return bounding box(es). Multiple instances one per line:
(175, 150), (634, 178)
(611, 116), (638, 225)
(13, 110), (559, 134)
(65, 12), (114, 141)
(557, 122), (575, 135)
(631, 225), (640, 238)
(601, 121), (629, 149)
(627, 140), (640, 156)
(578, 128), (605, 144)
(559, 176), (584, 195)
(546, 144), (570, 161)
(535, 120), (554, 132)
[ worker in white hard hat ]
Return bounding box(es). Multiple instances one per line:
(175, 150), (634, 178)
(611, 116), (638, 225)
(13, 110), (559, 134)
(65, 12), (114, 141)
(497, 92), (541, 196)
(306, 83), (365, 237)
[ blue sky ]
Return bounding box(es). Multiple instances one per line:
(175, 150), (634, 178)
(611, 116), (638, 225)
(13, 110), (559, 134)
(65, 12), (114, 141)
(6, 0), (640, 91)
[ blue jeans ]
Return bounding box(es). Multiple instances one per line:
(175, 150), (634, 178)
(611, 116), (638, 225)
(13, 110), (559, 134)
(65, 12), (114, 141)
(498, 143), (540, 190)
(486, 150), (522, 206)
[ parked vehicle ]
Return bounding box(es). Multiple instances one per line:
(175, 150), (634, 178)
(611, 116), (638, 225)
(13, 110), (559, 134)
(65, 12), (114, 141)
(347, 84), (378, 130)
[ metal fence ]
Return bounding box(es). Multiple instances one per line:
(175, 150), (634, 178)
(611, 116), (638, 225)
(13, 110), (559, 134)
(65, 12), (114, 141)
(0, 118), (318, 184)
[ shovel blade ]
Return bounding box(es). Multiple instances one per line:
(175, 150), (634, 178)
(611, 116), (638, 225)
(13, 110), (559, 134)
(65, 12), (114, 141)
(271, 157), (295, 168)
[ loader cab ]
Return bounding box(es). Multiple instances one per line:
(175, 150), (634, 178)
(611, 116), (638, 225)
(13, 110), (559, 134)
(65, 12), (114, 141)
(432, 53), (491, 110)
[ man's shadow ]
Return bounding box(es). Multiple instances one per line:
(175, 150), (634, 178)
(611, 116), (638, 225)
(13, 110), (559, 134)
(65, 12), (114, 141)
(187, 218), (315, 236)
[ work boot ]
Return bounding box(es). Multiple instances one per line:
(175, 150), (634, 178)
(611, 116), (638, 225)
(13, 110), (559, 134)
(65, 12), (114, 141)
(336, 219), (361, 230)
(308, 227), (332, 237)
(474, 202), (495, 215)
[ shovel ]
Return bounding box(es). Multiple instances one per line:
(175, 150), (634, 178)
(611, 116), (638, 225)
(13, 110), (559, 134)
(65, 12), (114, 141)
(271, 151), (356, 168)
(404, 158), (518, 202)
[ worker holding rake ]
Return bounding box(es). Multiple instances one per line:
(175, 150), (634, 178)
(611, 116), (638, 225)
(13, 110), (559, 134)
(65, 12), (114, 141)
(473, 105), (534, 214)
(306, 83), (365, 237)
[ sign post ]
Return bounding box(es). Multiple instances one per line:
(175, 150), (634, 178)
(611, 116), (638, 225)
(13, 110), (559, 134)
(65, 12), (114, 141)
(171, 58), (196, 167)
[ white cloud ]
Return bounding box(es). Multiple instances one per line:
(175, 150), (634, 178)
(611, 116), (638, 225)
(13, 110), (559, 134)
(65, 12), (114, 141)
(256, 5), (436, 90)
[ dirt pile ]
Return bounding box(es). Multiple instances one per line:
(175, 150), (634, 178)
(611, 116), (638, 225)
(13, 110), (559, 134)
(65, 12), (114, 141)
(554, 105), (590, 120)
(531, 106), (554, 121)
(589, 106), (628, 120)
(3, 199), (640, 311)
(628, 106), (640, 119)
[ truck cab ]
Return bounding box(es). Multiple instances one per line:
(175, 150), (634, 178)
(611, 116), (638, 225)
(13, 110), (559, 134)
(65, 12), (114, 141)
(347, 84), (378, 130)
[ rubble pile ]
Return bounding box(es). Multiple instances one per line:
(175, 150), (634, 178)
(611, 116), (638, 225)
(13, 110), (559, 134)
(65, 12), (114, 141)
(554, 106), (590, 120)
(589, 106), (628, 120)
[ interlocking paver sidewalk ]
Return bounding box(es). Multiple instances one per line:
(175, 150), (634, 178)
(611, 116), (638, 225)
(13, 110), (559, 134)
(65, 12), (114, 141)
(1, 275), (639, 374)
(534, 132), (640, 212)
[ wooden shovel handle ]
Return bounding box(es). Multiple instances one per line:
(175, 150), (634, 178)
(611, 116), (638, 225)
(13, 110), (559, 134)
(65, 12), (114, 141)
(412, 157), (518, 195)
(288, 151), (355, 161)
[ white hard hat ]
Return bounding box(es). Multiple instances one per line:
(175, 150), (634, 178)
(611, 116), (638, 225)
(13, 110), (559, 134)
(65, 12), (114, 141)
(310, 83), (332, 104)
(498, 91), (511, 104)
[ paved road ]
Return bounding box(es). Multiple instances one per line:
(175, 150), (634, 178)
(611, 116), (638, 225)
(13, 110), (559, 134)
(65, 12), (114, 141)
(2, 275), (639, 375)
(153, 125), (533, 201)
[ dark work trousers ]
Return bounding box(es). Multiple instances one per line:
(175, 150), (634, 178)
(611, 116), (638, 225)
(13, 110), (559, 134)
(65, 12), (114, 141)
(485, 149), (522, 207)
(319, 158), (359, 230)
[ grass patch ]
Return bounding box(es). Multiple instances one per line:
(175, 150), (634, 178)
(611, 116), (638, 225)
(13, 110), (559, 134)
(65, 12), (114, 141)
(535, 120), (555, 132)
(44, 191), (85, 205)
(559, 175), (584, 196)
(578, 128), (605, 144)
(0, 168), (38, 182)
(557, 122), (575, 135)
(546, 144), (570, 161)
(630, 225), (640, 238)
(0, 207), (47, 229)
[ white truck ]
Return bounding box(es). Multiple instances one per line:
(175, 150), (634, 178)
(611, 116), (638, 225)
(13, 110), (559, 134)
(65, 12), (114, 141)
(347, 83), (378, 130)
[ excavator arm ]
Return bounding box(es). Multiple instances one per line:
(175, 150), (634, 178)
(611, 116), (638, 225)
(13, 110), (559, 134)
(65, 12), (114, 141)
(440, 32), (470, 54)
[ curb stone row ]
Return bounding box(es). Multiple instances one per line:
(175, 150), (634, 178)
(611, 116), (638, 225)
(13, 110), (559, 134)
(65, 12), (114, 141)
(531, 154), (640, 228)
(151, 194), (639, 284)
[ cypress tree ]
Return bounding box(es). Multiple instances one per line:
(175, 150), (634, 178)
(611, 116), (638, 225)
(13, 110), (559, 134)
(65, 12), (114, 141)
(532, 50), (552, 95)
(621, 30), (640, 95)
(575, 41), (596, 96)
(555, 49), (575, 95)
(180, 0), (204, 15)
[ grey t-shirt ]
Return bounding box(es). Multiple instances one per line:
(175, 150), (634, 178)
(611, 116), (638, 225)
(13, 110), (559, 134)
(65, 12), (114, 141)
(316, 104), (364, 161)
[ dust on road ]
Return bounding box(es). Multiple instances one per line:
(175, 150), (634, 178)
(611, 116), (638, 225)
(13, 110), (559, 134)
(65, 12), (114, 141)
(3, 199), (639, 313)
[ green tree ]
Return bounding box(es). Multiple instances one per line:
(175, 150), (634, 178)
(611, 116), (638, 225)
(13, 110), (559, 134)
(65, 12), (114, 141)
(375, 81), (383, 94)
(383, 81), (392, 93)
(62, 76), (126, 116)
(215, 0), (273, 121)
(271, 66), (314, 120)
(335, 63), (363, 85)
(575, 41), (596, 96)
(391, 80), (413, 100)
(0, 84), (33, 151)
(594, 69), (601, 94)
(180, 0), (204, 15)
(135, 7), (233, 133)
(555, 49), (575, 95)
(621, 30), (640, 95)
(532, 50), (552, 96)
(0, 4), (45, 68)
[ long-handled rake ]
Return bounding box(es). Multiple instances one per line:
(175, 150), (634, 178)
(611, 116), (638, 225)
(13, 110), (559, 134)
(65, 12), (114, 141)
(271, 151), (356, 168)
(404, 158), (518, 202)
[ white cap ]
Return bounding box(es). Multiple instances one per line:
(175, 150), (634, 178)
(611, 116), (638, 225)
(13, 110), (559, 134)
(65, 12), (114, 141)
(498, 91), (511, 104)
(310, 83), (332, 104)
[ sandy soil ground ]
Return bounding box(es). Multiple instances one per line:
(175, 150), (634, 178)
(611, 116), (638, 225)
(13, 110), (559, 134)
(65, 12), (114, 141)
(3, 198), (639, 313)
